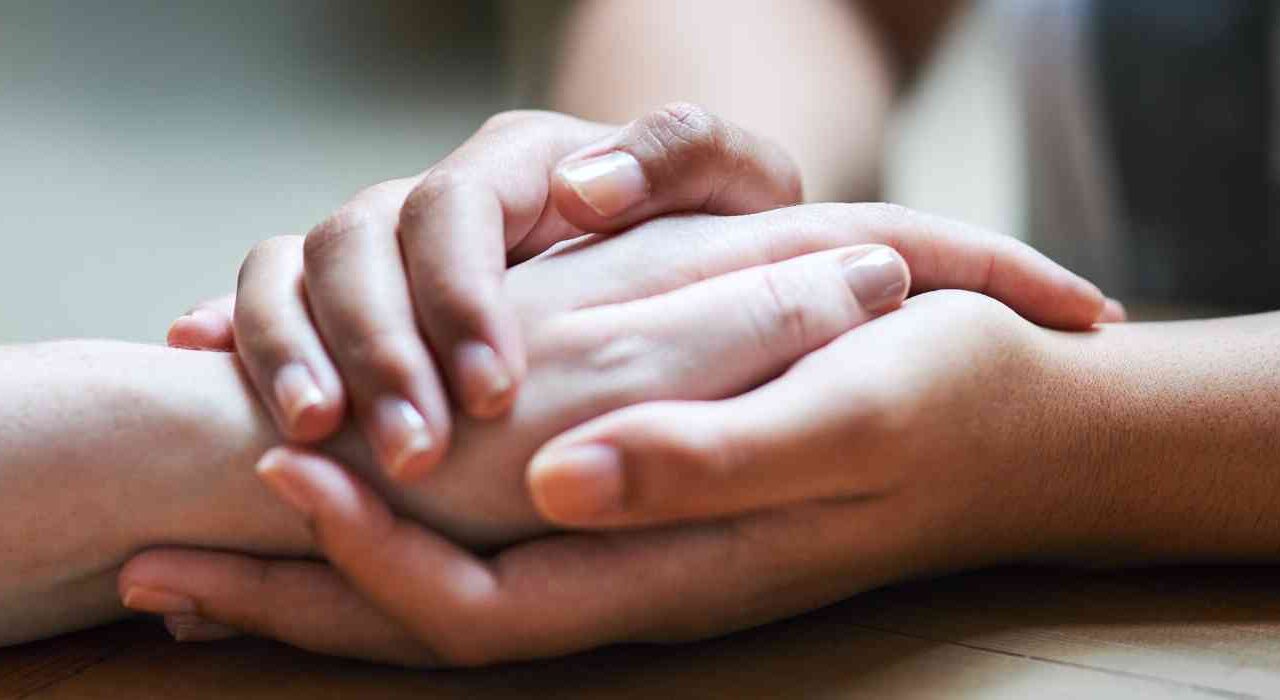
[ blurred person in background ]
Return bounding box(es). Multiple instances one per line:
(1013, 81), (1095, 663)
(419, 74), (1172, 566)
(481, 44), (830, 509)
(3, 0), (1280, 668)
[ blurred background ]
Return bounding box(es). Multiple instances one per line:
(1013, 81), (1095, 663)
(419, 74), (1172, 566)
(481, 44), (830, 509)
(0, 0), (1019, 343)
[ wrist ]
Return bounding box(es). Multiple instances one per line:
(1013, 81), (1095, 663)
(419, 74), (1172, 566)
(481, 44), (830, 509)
(1027, 317), (1280, 566)
(126, 346), (314, 557)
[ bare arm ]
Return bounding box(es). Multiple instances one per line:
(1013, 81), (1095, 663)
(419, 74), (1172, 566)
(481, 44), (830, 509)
(1039, 312), (1280, 564)
(550, 0), (963, 201)
(0, 342), (309, 644)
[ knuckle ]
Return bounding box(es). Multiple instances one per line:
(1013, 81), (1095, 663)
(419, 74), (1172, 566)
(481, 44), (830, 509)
(344, 329), (424, 386)
(479, 109), (543, 133)
(427, 281), (491, 331)
(540, 316), (669, 405)
(625, 403), (737, 481)
(402, 168), (474, 224)
(856, 202), (919, 231)
(239, 235), (301, 284)
(751, 266), (816, 356)
(304, 206), (373, 263)
(657, 410), (739, 483)
(639, 101), (730, 169)
(352, 178), (408, 205)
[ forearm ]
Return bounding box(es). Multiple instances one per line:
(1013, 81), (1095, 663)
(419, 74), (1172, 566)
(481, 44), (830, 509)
(1040, 313), (1280, 564)
(550, 0), (895, 201)
(0, 341), (311, 643)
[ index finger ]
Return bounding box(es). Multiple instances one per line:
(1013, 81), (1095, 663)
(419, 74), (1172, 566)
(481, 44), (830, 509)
(122, 448), (884, 667)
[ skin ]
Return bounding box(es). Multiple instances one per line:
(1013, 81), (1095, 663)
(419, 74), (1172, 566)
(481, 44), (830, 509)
(122, 293), (1280, 667)
(207, 107), (805, 484)
(185, 202), (1107, 550)
(195, 0), (967, 486)
(3, 201), (1097, 645)
(43, 0), (1156, 665)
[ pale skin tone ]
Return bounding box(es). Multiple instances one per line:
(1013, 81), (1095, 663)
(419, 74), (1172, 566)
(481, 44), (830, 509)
(169, 0), (967, 483)
(2, 199), (1098, 645)
(13, 0), (1278, 670)
(121, 292), (1280, 666)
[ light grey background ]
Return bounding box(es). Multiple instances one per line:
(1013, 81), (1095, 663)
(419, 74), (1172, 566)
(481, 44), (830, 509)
(0, 0), (1018, 343)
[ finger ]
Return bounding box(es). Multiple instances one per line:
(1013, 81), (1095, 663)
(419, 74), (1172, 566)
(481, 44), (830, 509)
(249, 448), (869, 665)
(251, 447), (510, 664)
(167, 294), (235, 351)
(537, 244), (909, 420)
(526, 291), (984, 527)
(549, 101), (802, 230)
(162, 614), (241, 643)
(120, 549), (434, 666)
(401, 106), (800, 421)
(522, 245), (903, 524)
(233, 236), (345, 442)
(1100, 297), (1128, 323)
(393, 113), (614, 422)
(133, 447), (892, 665)
(398, 175), (524, 419)
(253, 446), (647, 664)
(526, 203), (1107, 330)
(303, 183), (451, 481)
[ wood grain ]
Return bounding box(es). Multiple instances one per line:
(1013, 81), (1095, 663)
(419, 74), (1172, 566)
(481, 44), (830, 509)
(5, 567), (1278, 698)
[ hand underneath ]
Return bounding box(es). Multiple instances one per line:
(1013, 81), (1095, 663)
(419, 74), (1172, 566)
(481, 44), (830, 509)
(122, 204), (1115, 664)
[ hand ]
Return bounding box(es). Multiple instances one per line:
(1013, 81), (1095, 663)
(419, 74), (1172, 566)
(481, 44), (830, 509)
(178, 203), (1113, 548)
(121, 202), (1114, 664)
(118, 291), (1094, 666)
(525, 289), (1086, 533)
(168, 104), (805, 482)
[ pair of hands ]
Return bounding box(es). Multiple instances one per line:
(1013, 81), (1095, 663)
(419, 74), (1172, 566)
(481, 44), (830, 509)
(120, 106), (1121, 665)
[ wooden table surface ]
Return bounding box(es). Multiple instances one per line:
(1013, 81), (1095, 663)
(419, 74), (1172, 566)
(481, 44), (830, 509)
(5, 565), (1280, 699)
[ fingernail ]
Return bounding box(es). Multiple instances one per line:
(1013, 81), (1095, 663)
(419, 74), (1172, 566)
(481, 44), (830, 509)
(123, 586), (196, 615)
(1102, 297), (1128, 322)
(256, 448), (314, 516)
(164, 614), (239, 643)
(371, 397), (435, 481)
(557, 151), (648, 218)
(167, 308), (227, 348)
(844, 247), (909, 313)
(455, 341), (514, 418)
(273, 363), (324, 433)
(528, 444), (624, 522)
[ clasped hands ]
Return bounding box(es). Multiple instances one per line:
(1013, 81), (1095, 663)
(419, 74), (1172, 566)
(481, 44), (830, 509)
(119, 106), (1120, 666)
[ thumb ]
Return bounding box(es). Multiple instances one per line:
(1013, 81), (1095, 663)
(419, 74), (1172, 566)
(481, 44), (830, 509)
(550, 102), (802, 231)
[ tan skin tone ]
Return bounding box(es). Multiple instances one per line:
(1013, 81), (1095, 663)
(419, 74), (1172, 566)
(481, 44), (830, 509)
(1, 199), (1101, 645)
(43, 0), (1274, 669)
(102, 0), (1149, 664)
(168, 0), (966, 480)
(123, 292), (1280, 666)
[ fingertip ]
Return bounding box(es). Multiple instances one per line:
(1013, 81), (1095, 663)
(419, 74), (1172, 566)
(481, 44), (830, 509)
(1073, 276), (1109, 327)
(368, 397), (448, 483)
(1027, 272), (1108, 331)
(1099, 297), (1128, 323)
(455, 340), (520, 420)
(118, 548), (202, 607)
(167, 308), (234, 350)
(843, 245), (910, 315)
(165, 614), (241, 643)
(255, 446), (373, 525)
(528, 442), (625, 525)
(272, 363), (345, 443)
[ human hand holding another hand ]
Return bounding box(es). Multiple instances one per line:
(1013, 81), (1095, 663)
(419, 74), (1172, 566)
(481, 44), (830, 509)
(169, 105), (805, 483)
(122, 198), (1116, 664)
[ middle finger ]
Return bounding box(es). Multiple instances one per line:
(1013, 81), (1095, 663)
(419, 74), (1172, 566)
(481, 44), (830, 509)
(302, 184), (451, 482)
